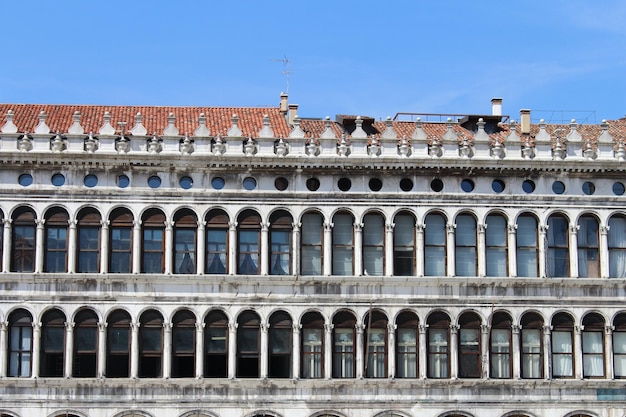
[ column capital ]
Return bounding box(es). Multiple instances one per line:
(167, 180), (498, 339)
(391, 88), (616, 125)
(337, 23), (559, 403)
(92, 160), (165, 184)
(131, 322), (140, 331)
(133, 220), (142, 228)
(600, 225), (610, 235)
(68, 219), (77, 228)
(32, 322), (42, 331)
(575, 325), (583, 335)
(261, 223), (269, 232)
(0, 321), (8, 331)
(355, 323), (365, 334)
(100, 220), (110, 228)
(197, 221), (206, 228)
(387, 323), (397, 332)
(418, 324), (428, 334)
(512, 325), (521, 334)
(293, 324), (302, 333)
(292, 222), (301, 232)
(98, 322), (108, 331)
(195, 322), (206, 331)
(2, 218), (12, 226)
(261, 323), (270, 333)
(446, 223), (456, 233)
(508, 223), (518, 234)
(65, 321), (75, 330)
(229, 222), (238, 231)
(450, 324), (459, 334)
(605, 325), (615, 335)
(324, 323), (334, 332)
(385, 223), (395, 233)
(228, 322), (238, 332)
(416, 223), (425, 232)
(163, 322), (172, 331)
(324, 222), (333, 232)
(165, 221), (174, 230)
(477, 223), (487, 233)
(480, 324), (490, 334)
(539, 225), (548, 234)
(570, 224), (580, 234)
(36, 219), (45, 228)
(543, 325), (552, 335)
(353, 223), (363, 232)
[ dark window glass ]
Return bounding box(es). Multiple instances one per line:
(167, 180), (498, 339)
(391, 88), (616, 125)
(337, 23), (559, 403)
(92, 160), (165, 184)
(40, 310), (65, 377)
(582, 182), (595, 195)
(211, 177), (225, 190)
(368, 178), (383, 192)
(11, 208), (36, 272)
(141, 209), (165, 273)
(578, 215), (599, 278)
(458, 313), (481, 378)
(237, 210), (261, 275)
(106, 310), (130, 378)
(399, 178), (413, 192)
(172, 311), (196, 378)
(613, 182), (625, 196)
(206, 210), (229, 274)
(147, 176), (161, 189)
(461, 179), (474, 192)
(306, 178), (320, 191)
(364, 311), (388, 378)
(332, 312), (356, 378)
(51, 173), (65, 187)
(179, 176), (193, 189)
(547, 215), (569, 277)
(338, 178), (351, 192)
(109, 209), (133, 274)
(396, 312), (418, 378)
(492, 179), (505, 193)
(274, 177), (288, 191)
(430, 179), (444, 192)
(173, 210), (197, 274)
(521, 313), (543, 379)
(522, 180), (535, 193)
(205, 311), (228, 377)
(301, 312), (324, 379)
(83, 174), (98, 188)
(8, 310), (33, 377)
(301, 212), (323, 275)
(139, 311), (163, 378)
(268, 312), (292, 378)
(73, 310), (98, 377)
(236, 311), (260, 378)
(45, 209), (69, 273)
(552, 181), (565, 194)
(393, 213), (415, 276)
(18, 174), (33, 187)
(117, 175), (130, 188)
(243, 177), (257, 190)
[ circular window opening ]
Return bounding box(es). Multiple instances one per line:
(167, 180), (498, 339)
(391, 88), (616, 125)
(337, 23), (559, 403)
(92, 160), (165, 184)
(430, 178), (444, 192)
(84, 174), (98, 188)
(613, 182), (625, 196)
(369, 178), (383, 192)
(211, 177), (225, 190)
(274, 177), (288, 191)
(148, 175), (161, 189)
(306, 177), (320, 191)
(461, 179), (475, 192)
(552, 181), (565, 195)
(522, 180), (535, 193)
(338, 177), (351, 192)
(51, 173), (65, 187)
(399, 178), (413, 192)
(243, 177), (257, 190)
(492, 179), (505, 193)
(179, 176), (193, 189)
(18, 173), (33, 187)
(117, 175), (130, 188)
(582, 181), (595, 195)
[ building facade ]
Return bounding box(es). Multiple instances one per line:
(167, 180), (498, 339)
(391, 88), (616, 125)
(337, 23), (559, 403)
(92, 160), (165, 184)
(0, 96), (624, 417)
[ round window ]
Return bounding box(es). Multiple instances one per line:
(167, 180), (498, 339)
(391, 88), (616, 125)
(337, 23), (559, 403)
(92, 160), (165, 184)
(148, 175), (161, 189)
(338, 178), (351, 192)
(613, 182), (625, 196)
(461, 179), (474, 192)
(552, 181), (565, 194)
(582, 181), (595, 195)
(179, 176), (193, 189)
(84, 174), (98, 188)
(274, 177), (288, 191)
(369, 178), (382, 192)
(51, 173), (65, 187)
(211, 177), (225, 190)
(522, 180), (535, 194)
(492, 179), (505, 193)
(399, 178), (413, 192)
(306, 178), (320, 191)
(18, 174), (33, 187)
(117, 175), (130, 188)
(243, 177), (257, 190)
(430, 179), (444, 192)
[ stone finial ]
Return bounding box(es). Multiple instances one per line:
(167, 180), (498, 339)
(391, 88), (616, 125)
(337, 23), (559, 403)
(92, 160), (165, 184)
(212, 135), (226, 155)
(258, 114), (274, 138)
(598, 119), (614, 144)
(2, 110), (18, 133)
(368, 136), (381, 157)
(321, 116), (336, 139)
(566, 119), (582, 143)
(180, 134), (194, 155)
(474, 118), (489, 143)
(275, 137), (288, 157)
(459, 136), (472, 158)
(99, 112), (116, 135)
(288, 115), (305, 138)
(553, 127), (567, 160)
(398, 136), (411, 157)
(116, 136), (130, 153)
(18, 132), (32, 151)
(147, 133), (162, 154)
(34, 111), (50, 134)
(244, 136), (257, 156)
(227, 114), (242, 137)
(381, 117), (397, 139)
(429, 136), (443, 157)
(131, 113), (148, 136)
(507, 120), (520, 143)
(194, 113), (211, 137)
(616, 138), (626, 162)
(442, 118), (457, 143)
(351, 116), (367, 139)
(68, 111), (84, 135)
(163, 113), (179, 136)
(337, 134), (350, 157)
(536, 119), (550, 142)
(51, 133), (65, 152)
(412, 117), (427, 141)
(84, 132), (98, 153)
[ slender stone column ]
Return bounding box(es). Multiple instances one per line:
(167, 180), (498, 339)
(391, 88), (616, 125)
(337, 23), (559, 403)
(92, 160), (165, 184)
(0, 321), (7, 377)
(477, 224), (487, 277)
(481, 324), (490, 378)
(508, 223), (518, 277)
(196, 221), (206, 275)
(323, 223), (333, 276)
(292, 223), (301, 276)
(195, 322), (204, 378)
(164, 221), (174, 275)
(605, 325), (615, 379)
(387, 323), (396, 378)
(385, 223), (394, 276)
(355, 323), (364, 378)
(32, 321), (41, 378)
(35, 219), (45, 273)
(512, 325), (521, 379)
(260, 323), (269, 378)
(130, 322), (139, 378)
(450, 324), (459, 379)
(418, 324), (427, 379)
(543, 325), (552, 380)
(446, 223), (456, 277)
(97, 322), (107, 378)
(67, 220), (77, 273)
(163, 322), (172, 378)
(227, 322), (237, 378)
(570, 224), (580, 278)
(260, 223), (269, 275)
(100, 220), (109, 274)
(2, 219), (12, 273)
(600, 225), (610, 278)
(292, 324), (301, 379)
(324, 323), (333, 379)
(64, 321), (74, 378)
(228, 222), (237, 275)
(354, 223), (363, 276)
(574, 325), (583, 379)
(539, 225), (548, 278)
(416, 224), (425, 277)
(132, 221), (142, 274)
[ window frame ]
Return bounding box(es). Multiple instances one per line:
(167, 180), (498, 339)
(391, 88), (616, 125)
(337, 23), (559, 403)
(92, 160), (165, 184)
(300, 212), (323, 275)
(489, 312), (512, 379)
(76, 208), (101, 273)
(205, 210), (229, 274)
(364, 311), (388, 378)
(547, 214), (570, 278)
(455, 214), (477, 277)
(577, 215), (600, 278)
(608, 215), (626, 278)
(268, 311), (293, 378)
(138, 310), (164, 378)
(393, 213), (416, 276)
(426, 312), (450, 379)
(613, 313), (626, 378)
(424, 213), (446, 276)
(72, 309), (98, 377)
(40, 309), (66, 377)
(516, 214), (539, 277)
(520, 312), (544, 379)
(204, 310), (229, 378)
(11, 208), (36, 273)
(237, 211), (261, 275)
(362, 213), (385, 277)
(581, 313), (605, 378)
(332, 311), (356, 378)
(458, 312), (481, 378)
(300, 311), (324, 379)
(171, 310), (196, 378)
(486, 214), (508, 277)
(551, 313), (575, 378)
(269, 211), (293, 275)
(395, 311), (419, 378)
(44, 208), (69, 273)
(332, 213), (354, 276)
(236, 311), (261, 378)
(141, 209), (166, 274)
(7, 309), (33, 377)
(106, 310), (131, 378)
(108, 208), (133, 274)
(173, 210), (198, 274)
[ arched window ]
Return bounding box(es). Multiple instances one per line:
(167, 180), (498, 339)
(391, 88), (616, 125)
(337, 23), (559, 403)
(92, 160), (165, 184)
(458, 312), (481, 378)
(396, 311), (418, 378)
(363, 213), (384, 276)
(300, 212), (323, 275)
(608, 215), (626, 278)
(578, 215), (599, 278)
(7, 309), (33, 377)
(76, 208), (101, 273)
(268, 311), (292, 378)
(141, 209), (165, 273)
(301, 311), (324, 379)
(332, 212), (354, 275)
(269, 211), (293, 275)
(44, 208), (69, 273)
(236, 310), (260, 378)
(364, 310), (388, 378)
(455, 214), (477, 277)
(173, 209), (197, 274)
(172, 310), (196, 377)
(393, 212), (415, 276)
(106, 310), (131, 377)
(424, 213), (446, 276)
(551, 312), (575, 378)
(516, 214), (539, 277)
(582, 313), (605, 378)
(490, 312), (512, 379)
(73, 309), (98, 377)
(613, 313), (626, 378)
(109, 208), (133, 273)
(427, 312), (450, 378)
(520, 312), (543, 379)
(139, 310), (163, 378)
(237, 210), (261, 275)
(332, 311), (356, 378)
(11, 207), (36, 272)
(40, 309), (66, 377)
(547, 214), (569, 277)
(205, 209), (229, 274)
(204, 310), (228, 377)
(486, 214), (507, 277)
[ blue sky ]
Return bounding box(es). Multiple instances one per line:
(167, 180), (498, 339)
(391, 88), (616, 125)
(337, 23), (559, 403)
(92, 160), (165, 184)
(1, 1), (625, 124)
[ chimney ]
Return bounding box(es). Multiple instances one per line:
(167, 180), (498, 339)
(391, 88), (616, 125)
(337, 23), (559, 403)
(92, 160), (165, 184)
(288, 104), (299, 126)
(520, 109), (531, 134)
(491, 98), (502, 116)
(279, 92), (288, 116)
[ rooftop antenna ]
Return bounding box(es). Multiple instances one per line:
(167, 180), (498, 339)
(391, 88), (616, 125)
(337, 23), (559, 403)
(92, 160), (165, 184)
(270, 55), (291, 94)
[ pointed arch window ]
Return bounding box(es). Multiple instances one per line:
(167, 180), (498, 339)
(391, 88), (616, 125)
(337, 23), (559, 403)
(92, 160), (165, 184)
(578, 215), (599, 277)
(172, 310), (196, 377)
(486, 214), (507, 277)
(139, 310), (163, 378)
(363, 213), (384, 276)
(174, 210), (197, 274)
(516, 214), (539, 277)
(106, 310), (131, 378)
(269, 211), (293, 275)
(40, 309), (66, 377)
(204, 310), (228, 377)
(582, 313), (605, 378)
(551, 312), (574, 378)
(332, 213), (354, 275)
(7, 309), (33, 377)
(73, 309), (98, 377)
(236, 310), (260, 378)
(332, 311), (356, 378)
(141, 209), (165, 273)
(424, 213), (446, 276)
(44, 208), (69, 273)
(205, 210), (229, 274)
(268, 311), (292, 378)
(11, 207), (36, 272)
(393, 213), (415, 276)
(301, 212), (323, 275)
(237, 210), (261, 275)
(458, 312), (481, 378)
(547, 214), (569, 277)
(427, 312), (450, 378)
(109, 208), (133, 273)
(455, 214), (477, 277)
(301, 311), (324, 379)
(364, 311), (388, 378)
(77, 208), (101, 273)
(613, 313), (626, 378)
(520, 312), (543, 379)
(608, 215), (626, 278)
(490, 312), (512, 378)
